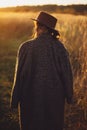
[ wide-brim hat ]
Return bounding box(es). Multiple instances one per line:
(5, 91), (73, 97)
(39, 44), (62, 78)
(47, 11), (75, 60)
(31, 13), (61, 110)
(32, 11), (57, 31)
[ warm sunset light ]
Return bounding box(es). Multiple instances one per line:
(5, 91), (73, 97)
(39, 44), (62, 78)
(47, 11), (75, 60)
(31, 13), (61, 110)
(0, 0), (87, 7)
(0, 0), (87, 129)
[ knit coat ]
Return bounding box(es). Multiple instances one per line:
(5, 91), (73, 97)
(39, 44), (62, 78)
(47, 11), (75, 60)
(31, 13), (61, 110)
(11, 32), (73, 130)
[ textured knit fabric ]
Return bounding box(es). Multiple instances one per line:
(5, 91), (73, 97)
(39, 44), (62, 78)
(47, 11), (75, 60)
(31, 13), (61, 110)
(11, 32), (73, 130)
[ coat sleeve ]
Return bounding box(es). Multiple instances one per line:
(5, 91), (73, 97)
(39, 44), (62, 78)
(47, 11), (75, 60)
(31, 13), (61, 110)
(10, 43), (27, 109)
(57, 43), (73, 104)
(58, 45), (73, 104)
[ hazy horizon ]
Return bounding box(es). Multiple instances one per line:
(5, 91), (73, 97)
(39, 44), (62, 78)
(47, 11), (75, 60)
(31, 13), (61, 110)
(0, 0), (87, 8)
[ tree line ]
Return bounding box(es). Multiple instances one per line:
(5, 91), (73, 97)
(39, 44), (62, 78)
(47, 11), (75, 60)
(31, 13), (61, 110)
(0, 4), (87, 15)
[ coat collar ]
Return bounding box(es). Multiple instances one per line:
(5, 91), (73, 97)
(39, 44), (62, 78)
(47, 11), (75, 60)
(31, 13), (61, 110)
(37, 32), (52, 39)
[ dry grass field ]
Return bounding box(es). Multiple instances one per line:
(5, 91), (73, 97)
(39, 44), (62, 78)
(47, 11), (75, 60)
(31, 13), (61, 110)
(0, 12), (87, 130)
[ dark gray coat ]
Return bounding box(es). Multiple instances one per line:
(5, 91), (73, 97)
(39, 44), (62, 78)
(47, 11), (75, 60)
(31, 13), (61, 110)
(11, 32), (73, 130)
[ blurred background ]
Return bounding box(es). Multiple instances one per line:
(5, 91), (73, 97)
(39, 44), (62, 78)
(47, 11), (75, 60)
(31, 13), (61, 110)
(0, 0), (87, 130)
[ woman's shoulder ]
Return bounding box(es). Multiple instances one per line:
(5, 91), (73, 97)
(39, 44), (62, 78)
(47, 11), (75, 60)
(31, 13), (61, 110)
(54, 39), (69, 56)
(20, 39), (35, 48)
(19, 38), (38, 51)
(54, 39), (65, 50)
(17, 39), (36, 57)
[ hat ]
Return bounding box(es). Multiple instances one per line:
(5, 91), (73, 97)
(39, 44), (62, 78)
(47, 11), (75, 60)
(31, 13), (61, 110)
(32, 11), (57, 30)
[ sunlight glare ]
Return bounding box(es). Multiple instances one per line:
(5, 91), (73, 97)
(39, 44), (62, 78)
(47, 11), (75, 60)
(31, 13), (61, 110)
(0, 0), (18, 7)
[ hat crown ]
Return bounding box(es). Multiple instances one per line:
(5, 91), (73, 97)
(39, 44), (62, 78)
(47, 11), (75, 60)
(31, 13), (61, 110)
(36, 12), (57, 29)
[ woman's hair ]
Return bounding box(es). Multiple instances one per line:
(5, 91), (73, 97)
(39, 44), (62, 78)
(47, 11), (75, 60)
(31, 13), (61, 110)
(47, 27), (60, 39)
(36, 22), (60, 39)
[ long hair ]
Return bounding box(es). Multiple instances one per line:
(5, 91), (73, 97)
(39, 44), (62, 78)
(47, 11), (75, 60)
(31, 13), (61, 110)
(34, 22), (60, 39)
(47, 27), (60, 39)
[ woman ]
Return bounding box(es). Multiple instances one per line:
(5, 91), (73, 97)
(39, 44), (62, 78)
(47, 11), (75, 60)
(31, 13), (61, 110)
(11, 11), (73, 130)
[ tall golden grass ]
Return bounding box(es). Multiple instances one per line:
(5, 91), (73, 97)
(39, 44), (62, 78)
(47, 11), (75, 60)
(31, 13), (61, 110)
(0, 12), (87, 129)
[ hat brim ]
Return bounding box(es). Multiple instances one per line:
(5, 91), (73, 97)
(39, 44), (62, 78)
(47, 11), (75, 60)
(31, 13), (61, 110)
(31, 18), (37, 21)
(31, 18), (57, 31)
(31, 18), (60, 36)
